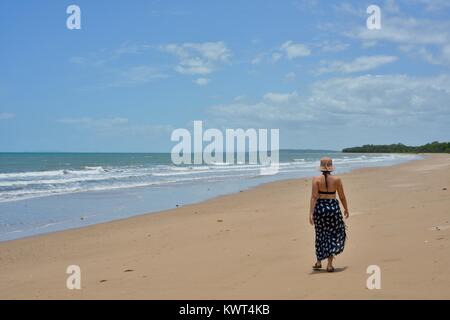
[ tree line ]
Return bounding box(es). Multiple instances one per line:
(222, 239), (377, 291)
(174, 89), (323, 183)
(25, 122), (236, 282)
(342, 141), (450, 153)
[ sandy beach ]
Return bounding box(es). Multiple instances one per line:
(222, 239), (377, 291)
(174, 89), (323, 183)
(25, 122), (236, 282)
(0, 154), (449, 299)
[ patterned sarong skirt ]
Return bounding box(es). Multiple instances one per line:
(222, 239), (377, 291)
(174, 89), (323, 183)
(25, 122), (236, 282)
(313, 198), (347, 260)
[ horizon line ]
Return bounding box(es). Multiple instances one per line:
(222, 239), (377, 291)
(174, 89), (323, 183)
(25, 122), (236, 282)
(0, 149), (341, 154)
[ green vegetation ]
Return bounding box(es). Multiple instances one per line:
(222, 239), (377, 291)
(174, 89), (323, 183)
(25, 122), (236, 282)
(342, 141), (450, 153)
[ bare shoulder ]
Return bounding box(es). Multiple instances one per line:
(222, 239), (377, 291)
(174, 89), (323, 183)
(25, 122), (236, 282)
(332, 175), (342, 183)
(312, 176), (322, 185)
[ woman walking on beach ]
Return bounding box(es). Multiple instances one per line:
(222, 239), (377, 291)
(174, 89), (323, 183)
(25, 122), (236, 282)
(309, 157), (349, 272)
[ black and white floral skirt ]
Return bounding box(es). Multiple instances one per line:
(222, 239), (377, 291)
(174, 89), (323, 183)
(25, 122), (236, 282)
(313, 198), (346, 261)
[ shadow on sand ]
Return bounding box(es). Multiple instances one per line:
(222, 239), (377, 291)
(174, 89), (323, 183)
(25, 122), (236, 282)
(309, 266), (348, 275)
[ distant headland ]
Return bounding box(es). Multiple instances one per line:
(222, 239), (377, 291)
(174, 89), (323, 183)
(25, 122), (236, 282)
(342, 141), (450, 153)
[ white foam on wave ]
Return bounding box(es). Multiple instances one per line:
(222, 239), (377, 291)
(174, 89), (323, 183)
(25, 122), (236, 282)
(0, 170), (67, 179)
(0, 153), (421, 203)
(0, 166), (263, 203)
(0, 166), (108, 180)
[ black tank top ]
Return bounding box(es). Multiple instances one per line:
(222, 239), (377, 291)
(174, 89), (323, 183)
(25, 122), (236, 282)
(318, 171), (336, 195)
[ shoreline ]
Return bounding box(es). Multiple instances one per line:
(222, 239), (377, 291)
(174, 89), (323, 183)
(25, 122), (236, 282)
(0, 153), (421, 242)
(1, 153), (449, 299)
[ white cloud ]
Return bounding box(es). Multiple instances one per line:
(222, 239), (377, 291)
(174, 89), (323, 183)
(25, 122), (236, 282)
(251, 41), (311, 65)
(262, 41), (312, 63)
(271, 52), (283, 62)
(208, 74), (450, 128)
(320, 40), (350, 53)
(117, 66), (168, 85)
(175, 58), (212, 75)
(346, 14), (450, 66)
(263, 91), (298, 103)
(412, 0), (450, 11)
(279, 41), (311, 59)
(233, 95), (247, 102)
(411, 45), (450, 66)
(333, 2), (364, 17)
(335, 2), (450, 66)
(318, 55), (398, 74)
(194, 78), (210, 86)
(349, 17), (450, 46)
(0, 112), (15, 120)
(384, 0), (400, 13)
(160, 41), (231, 75)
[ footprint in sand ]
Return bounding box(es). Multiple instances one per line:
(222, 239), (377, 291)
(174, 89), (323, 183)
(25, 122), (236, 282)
(429, 225), (450, 231)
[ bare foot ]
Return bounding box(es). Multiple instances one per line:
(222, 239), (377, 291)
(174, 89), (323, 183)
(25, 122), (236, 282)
(327, 256), (334, 272)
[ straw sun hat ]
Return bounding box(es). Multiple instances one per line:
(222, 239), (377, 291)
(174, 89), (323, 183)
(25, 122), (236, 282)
(319, 157), (335, 172)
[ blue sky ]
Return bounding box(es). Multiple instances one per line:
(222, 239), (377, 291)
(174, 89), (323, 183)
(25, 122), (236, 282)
(0, 0), (449, 152)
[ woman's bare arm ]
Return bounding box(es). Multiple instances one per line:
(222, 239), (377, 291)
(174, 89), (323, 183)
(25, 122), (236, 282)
(309, 177), (319, 225)
(336, 178), (349, 218)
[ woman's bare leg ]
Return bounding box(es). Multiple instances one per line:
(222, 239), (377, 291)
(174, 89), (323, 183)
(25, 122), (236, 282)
(313, 259), (322, 269)
(327, 256), (334, 270)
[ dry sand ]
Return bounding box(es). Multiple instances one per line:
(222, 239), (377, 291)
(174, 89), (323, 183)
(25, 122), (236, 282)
(0, 154), (449, 299)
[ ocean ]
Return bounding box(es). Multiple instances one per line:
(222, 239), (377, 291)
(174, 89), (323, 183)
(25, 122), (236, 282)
(0, 151), (420, 241)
